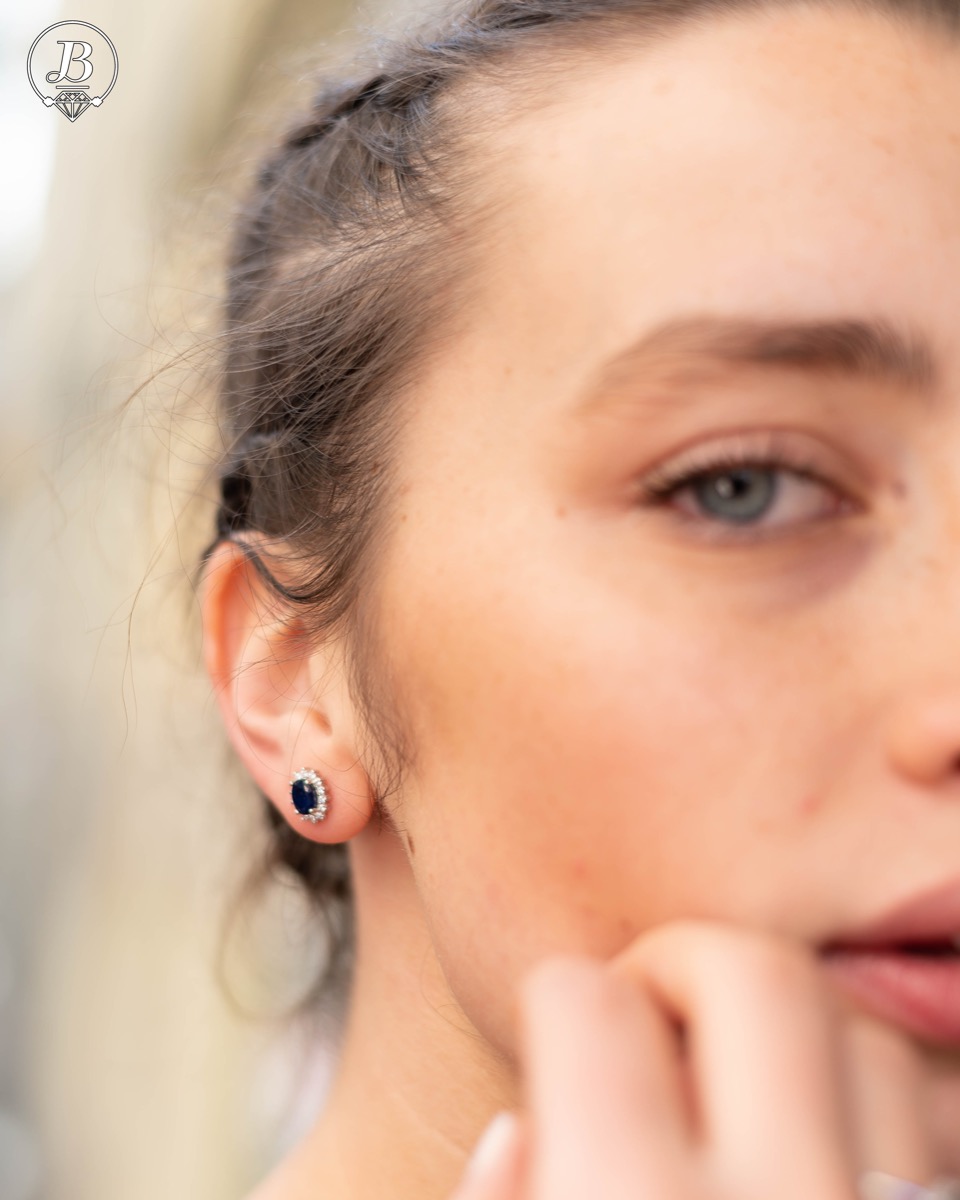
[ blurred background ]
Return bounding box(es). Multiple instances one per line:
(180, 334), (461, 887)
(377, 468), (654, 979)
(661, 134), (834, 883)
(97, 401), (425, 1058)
(0, 0), (428, 1194)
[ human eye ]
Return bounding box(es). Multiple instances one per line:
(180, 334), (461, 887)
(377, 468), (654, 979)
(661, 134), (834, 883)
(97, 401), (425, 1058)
(634, 429), (857, 543)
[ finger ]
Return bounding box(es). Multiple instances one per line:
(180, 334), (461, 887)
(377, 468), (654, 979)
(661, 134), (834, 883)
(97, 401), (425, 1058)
(450, 1111), (527, 1200)
(924, 1046), (960, 1176)
(519, 954), (695, 1200)
(838, 1009), (937, 1186)
(608, 920), (860, 1198)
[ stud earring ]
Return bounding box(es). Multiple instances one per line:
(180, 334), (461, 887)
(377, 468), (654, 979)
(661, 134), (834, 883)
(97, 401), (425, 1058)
(290, 768), (329, 824)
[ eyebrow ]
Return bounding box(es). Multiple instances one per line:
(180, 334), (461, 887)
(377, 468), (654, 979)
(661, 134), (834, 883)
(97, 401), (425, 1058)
(574, 314), (940, 413)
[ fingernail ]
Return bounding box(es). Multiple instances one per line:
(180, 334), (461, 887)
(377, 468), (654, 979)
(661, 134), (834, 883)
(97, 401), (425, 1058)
(463, 1110), (520, 1186)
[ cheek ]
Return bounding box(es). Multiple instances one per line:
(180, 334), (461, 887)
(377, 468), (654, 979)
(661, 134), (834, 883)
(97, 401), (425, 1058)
(380, 527), (785, 1053)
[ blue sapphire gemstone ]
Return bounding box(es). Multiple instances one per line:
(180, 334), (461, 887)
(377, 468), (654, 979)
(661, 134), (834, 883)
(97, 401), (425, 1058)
(292, 778), (318, 814)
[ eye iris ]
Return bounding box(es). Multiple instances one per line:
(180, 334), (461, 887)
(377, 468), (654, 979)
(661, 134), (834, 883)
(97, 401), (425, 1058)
(694, 467), (777, 523)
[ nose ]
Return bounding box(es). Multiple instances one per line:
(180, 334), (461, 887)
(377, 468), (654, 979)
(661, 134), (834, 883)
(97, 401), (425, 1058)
(885, 681), (960, 789)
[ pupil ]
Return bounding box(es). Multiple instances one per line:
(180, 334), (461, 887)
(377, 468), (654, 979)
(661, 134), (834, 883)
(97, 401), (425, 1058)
(695, 467), (776, 523)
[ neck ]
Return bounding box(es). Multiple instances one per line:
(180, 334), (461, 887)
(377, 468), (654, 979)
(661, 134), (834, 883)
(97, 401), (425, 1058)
(246, 823), (519, 1200)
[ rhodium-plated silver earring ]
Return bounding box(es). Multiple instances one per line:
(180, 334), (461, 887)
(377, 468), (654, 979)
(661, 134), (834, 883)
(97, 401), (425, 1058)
(290, 768), (329, 824)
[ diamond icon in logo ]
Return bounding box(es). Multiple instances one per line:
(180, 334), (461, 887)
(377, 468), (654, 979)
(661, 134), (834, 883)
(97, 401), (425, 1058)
(54, 89), (92, 122)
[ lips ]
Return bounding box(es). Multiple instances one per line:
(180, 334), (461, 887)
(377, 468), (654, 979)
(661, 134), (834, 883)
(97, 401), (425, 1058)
(817, 874), (960, 1046)
(819, 946), (960, 1045)
(820, 875), (960, 950)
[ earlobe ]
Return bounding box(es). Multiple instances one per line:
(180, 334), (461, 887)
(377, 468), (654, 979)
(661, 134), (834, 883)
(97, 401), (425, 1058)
(198, 539), (374, 842)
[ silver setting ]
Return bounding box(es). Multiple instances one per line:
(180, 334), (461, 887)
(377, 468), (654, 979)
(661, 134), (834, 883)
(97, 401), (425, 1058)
(290, 768), (329, 824)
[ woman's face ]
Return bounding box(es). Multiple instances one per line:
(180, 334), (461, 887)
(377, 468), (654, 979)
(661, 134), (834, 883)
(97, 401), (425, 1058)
(365, 0), (960, 1130)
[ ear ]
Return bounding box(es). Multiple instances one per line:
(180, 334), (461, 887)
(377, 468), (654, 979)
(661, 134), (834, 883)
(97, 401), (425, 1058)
(198, 539), (374, 842)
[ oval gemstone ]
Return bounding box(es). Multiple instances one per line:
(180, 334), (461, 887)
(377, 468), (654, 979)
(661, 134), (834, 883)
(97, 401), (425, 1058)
(292, 778), (317, 814)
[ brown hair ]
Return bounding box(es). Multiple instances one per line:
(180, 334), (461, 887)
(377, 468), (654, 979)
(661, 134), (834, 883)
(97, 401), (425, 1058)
(195, 0), (959, 1019)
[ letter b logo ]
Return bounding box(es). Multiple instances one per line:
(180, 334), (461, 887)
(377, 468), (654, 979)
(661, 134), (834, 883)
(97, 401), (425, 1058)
(45, 41), (95, 86)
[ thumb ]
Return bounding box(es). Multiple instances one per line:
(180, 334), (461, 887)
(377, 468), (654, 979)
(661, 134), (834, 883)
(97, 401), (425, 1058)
(449, 1111), (527, 1200)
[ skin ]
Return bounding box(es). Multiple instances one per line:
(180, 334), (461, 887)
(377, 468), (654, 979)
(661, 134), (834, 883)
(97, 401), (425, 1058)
(200, 5), (960, 1197)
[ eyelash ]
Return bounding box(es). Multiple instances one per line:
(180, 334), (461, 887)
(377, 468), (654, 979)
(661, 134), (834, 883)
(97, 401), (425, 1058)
(635, 430), (851, 540)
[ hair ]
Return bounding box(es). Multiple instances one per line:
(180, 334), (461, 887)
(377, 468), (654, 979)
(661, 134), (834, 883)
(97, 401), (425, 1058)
(195, 0), (960, 1020)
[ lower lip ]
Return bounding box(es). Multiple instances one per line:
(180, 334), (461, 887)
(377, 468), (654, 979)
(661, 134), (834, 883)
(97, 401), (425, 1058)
(819, 948), (960, 1045)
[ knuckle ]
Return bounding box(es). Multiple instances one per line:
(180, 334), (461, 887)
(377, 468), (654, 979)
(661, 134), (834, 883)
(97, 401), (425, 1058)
(618, 917), (824, 997)
(624, 916), (729, 955)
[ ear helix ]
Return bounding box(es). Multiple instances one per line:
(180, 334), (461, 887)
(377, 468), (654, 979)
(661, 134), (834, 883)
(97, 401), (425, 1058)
(289, 768), (329, 824)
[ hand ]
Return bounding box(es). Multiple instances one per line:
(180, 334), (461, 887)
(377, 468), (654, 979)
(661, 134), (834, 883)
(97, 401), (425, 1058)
(450, 919), (939, 1200)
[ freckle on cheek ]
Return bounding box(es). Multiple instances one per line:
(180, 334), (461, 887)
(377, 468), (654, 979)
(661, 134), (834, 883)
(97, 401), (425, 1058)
(570, 856), (588, 881)
(799, 793), (822, 816)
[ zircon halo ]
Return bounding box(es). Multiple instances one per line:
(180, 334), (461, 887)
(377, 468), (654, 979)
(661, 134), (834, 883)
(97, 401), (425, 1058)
(290, 768), (329, 824)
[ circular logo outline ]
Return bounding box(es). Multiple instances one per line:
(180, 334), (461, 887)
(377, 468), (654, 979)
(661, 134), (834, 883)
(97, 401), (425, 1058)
(26, 20), (119, 107)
